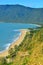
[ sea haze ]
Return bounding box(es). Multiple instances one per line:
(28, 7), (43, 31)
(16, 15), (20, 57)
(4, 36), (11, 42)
(0, 23), (40, 52)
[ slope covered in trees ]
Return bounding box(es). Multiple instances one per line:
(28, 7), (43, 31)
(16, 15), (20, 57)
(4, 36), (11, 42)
(0, 27), (43, 65)
(0, 5), (43, 25)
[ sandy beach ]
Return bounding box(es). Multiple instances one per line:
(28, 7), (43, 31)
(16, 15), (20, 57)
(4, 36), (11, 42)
(0, 29), (27, 57)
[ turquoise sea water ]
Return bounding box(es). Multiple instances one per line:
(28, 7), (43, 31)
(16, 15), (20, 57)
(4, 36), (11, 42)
(0, 23), (40, 52)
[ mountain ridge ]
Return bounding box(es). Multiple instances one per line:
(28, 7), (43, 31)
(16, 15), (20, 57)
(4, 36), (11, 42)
(0, 4), (43, 25)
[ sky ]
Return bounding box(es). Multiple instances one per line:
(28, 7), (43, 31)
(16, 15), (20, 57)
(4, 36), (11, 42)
(0, 0), (43, 8)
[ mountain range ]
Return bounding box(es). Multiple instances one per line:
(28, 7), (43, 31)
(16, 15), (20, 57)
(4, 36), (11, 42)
(0, 4), (43, 25)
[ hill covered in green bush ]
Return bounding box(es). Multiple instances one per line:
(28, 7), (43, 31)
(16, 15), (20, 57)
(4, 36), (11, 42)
(0, 27), (43, 65)
(0, 5), (43, 25)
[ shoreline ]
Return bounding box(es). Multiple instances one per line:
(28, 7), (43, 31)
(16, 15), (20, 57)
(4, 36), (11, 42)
(0, 29), (27, 57)
(0, 30), (21, 53)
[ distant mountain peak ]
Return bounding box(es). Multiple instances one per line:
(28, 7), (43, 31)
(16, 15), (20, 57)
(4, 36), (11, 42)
(0, 5), (43, 25)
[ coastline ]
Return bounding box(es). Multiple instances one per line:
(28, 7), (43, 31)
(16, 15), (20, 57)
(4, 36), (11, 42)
(0, 29), (27, 57)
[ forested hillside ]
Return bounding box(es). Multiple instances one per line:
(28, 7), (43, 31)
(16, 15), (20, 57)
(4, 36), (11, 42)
(0, 5), (43, 25)
(0, 27), (43, 65)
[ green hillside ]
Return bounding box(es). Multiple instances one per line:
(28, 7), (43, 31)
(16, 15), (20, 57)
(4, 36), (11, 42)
(0, 27), (43, 65)
(0, 5), (43, 25)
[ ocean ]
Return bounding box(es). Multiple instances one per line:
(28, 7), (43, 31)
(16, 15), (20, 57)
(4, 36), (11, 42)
(0, 22), (40, 52)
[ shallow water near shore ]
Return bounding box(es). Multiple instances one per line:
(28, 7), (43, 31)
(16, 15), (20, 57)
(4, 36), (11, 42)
(0, 22), (40, 52)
